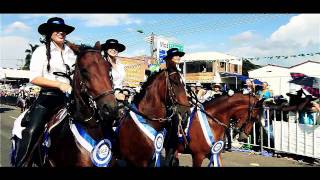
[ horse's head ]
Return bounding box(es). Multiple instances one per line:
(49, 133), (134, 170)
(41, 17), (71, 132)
(70, 41), (118, 122)
(231, 93), (264, 142)
(133, 60), (190, 128)
(163, 58), (191, 122)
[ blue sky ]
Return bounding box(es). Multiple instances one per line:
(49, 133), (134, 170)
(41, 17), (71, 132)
(1, 14), (319, 69)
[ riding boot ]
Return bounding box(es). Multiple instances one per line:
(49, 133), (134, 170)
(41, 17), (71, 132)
(14, 104), (48, 167)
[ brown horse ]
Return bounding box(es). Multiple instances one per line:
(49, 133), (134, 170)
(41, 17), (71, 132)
(166, 92), (264, 167)
(11, 42), (118, 167)
(115, 60), (191, 167)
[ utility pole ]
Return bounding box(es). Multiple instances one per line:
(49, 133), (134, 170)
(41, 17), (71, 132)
(150, 32), (155, 59)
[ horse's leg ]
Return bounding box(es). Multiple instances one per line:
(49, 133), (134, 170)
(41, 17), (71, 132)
(218, 153), (223, 167)
(173, 150), (180, 166)
(191, 153), (205, 167)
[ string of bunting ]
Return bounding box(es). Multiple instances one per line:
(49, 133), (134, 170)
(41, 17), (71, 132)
(183, 52), (320, 63)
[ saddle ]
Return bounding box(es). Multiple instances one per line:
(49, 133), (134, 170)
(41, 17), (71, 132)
(45, 106), (69, 134)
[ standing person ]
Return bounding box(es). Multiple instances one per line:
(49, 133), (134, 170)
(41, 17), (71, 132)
(196, 82), (206, 103)
(243, 78), (256, 95)
(101, 39), (126, 101)
(14, 17), (76, 167)
(212, 83), (223, 98)
(257, 82), (272, 100)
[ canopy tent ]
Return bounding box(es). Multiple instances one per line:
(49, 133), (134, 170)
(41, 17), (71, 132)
(220, 72), (262, 89)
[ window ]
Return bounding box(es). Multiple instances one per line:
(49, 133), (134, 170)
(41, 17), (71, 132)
(220, 62), (226, 68)
(186, 61), (212, 73)
(234, 64), (238, 73)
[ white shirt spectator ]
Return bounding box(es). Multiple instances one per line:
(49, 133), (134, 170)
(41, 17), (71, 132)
(29, 42), (76, 85)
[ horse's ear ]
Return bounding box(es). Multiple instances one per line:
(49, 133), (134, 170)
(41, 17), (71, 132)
(94, 41), (101, 50)
(66, 40), (80, 55)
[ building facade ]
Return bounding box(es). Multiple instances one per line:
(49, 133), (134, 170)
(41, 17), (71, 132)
(180, 51), (243, 84)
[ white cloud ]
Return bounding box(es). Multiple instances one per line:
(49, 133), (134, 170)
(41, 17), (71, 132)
(270, 14), (320, 47)
(227, 14), (320, 66)
(4, 21), (32, 33)
(66, 14), (141, 27)
(0, 36), (30, 68)
(230, 30), (257, 42)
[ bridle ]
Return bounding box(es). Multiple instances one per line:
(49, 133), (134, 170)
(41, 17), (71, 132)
(127, 69), (191, 123)
(185, 84), (228, 128)
(238, 93), (260, 136)
(75, 49), (115, 122)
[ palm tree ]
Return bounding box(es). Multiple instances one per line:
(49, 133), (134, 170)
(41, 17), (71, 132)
(22, 43), (39, 70)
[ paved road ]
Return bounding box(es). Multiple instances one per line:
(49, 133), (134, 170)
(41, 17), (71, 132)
(0, 104), (317, 167)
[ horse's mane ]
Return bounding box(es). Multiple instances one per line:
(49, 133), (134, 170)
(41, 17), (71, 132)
(132, 69), (166, 104)
(79, 44), (95, 50)
(202, 92), (252, 107)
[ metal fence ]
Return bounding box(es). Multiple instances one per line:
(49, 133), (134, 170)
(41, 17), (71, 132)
(231, 107), (320, 159)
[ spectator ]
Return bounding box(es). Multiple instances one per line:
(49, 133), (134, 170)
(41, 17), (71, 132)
(196, 82), (206, 103)
(243, 78), (256, 95)
(257, 82), (272, 100)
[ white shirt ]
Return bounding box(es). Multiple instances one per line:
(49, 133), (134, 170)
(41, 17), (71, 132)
(111, 60), (125, 89)
(29, 42), (76, 85)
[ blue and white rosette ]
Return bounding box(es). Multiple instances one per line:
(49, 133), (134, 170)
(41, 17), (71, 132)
(91, 139), (112, 167)
(208, 140), (224, 167)
(153, 129), (167, 167)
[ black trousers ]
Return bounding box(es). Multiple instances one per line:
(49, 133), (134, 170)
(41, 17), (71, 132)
(14, 89), (65, 167)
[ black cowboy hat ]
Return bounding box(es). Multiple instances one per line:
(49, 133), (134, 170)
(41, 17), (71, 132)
(101, 39), (126, 52)
(163, 48), (185, 60)
(38, 17), (75, 35)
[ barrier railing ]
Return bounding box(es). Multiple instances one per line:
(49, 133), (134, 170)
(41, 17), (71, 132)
(230, 107), (320, 159)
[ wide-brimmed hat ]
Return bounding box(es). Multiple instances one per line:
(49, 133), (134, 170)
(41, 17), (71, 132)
(195, 82), (202, 87)
(163, 48), (185, 60)
(101, 39), (126, 52)
(213, 83), (222, 89)
(38, 17), (75, 35)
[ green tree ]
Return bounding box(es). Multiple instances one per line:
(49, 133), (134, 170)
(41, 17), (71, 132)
(242, 59), (261, 76)
(22, 43), (39, 70)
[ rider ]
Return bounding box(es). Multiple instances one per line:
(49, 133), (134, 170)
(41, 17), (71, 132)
(162, 48), (187, 166)
(14, 17), (76, 167)
(101, 39), (126, 101)
(101, 39), (128, 128)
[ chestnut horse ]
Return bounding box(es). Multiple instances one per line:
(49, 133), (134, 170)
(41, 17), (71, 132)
(166, 92), (264, 167)
(115, 59), (191, 167)
(11, 42), (118, 167)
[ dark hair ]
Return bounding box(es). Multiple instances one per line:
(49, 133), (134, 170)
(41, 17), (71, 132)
(40, 32), (53, 72)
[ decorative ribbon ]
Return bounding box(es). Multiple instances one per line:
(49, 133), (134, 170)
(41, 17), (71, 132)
(129, 104), (166, 167)
(69, 120), (112, 167)
(196, 105), (223, 167)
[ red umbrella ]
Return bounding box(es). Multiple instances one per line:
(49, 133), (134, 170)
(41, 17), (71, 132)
(289, 73), (320, 98)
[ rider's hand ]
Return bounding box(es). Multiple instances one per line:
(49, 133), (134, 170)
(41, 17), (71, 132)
(58, 82), (72, 94)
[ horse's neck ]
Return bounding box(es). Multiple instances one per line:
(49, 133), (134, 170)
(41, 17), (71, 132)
(135, 74), (166, 130)
(205, 96), (248, 125)
(138, 73), (164, 111)
(72, 89), (94, 122)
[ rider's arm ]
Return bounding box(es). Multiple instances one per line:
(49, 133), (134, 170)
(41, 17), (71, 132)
(29, 47), (71, 93)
